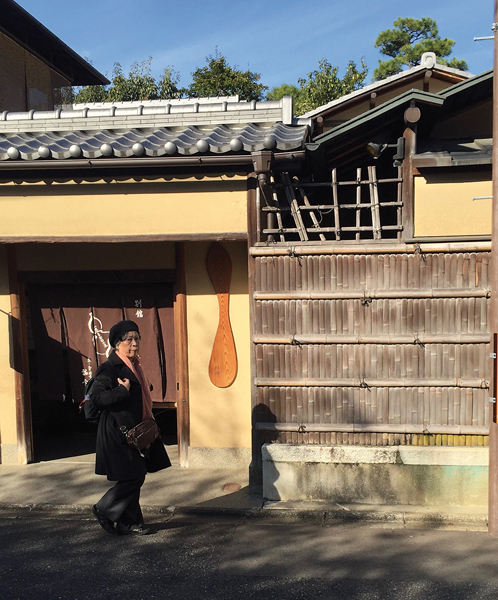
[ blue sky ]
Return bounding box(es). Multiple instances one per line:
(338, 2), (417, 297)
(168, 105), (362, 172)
(15, 0), (495, 91)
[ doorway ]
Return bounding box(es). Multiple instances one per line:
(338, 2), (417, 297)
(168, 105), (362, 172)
(26, 278), (177, 461)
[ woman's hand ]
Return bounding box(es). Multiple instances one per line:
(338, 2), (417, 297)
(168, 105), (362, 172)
(117, 377), (130, 391)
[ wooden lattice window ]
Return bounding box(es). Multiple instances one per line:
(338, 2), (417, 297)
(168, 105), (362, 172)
(260, 166), (403, 243)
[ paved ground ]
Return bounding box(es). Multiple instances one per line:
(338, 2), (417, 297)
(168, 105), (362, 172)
(0, 444), (489, 531)
(0, 440), (495, 599)
(1, 509), (498, 600)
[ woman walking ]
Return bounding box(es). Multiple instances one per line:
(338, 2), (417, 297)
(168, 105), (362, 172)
(90, 320), (171, 535)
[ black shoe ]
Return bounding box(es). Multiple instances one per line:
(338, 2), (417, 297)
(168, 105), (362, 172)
(92, 505), (116, 534)
(117, 526), (152, 536)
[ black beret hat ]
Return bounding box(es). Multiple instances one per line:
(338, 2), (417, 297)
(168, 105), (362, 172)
(109, 320), (140, 348)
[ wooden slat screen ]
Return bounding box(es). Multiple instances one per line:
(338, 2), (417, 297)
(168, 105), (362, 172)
(260, 167), (403, 243)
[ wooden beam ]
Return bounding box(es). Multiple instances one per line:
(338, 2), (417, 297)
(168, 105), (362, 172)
(0, 233), (248, 244)
(174, 242), (190, 467)
(7, 246), (33, 464)
(18, 269), (177, 285)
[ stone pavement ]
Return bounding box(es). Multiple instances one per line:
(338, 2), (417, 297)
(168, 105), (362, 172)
(0, 445), (489, 531)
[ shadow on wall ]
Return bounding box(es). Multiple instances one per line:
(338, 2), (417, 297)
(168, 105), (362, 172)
(253, 389), (424, 505)
(250, 403), (278, 492)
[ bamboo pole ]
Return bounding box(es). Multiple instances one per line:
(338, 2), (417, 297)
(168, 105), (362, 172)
(254, 422), (489, 435)
(254, 377), (487, 388)
(261, 202), (403, 212)
(253, 334), (490, 344)
(254, 289), (490, 300)
(250, 242), (492, 256)
(262, 225), (401, 235)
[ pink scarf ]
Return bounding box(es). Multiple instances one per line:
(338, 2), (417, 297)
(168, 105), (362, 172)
(115, 350), (153, 420)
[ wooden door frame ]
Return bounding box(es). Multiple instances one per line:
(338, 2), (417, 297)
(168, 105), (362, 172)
(7, 246), (33, 464)
(174, 242), (190, 467)
(16, 265), (185, 464)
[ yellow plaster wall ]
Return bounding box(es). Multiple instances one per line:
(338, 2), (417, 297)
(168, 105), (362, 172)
(16, 241), (175, 271)
(0, 178), (248, 238)
(0, 247), (19, 462)
(185, 241), (251, 449)
(414, 172), (492, 237)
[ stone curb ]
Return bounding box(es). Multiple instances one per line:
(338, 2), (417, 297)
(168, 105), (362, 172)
(0, 502), (488, 530)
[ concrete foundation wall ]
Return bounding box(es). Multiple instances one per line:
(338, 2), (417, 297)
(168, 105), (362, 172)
(263, 444), (488, 507)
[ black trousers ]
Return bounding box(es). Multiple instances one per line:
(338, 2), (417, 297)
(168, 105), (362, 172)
(95, 476), (146, 531)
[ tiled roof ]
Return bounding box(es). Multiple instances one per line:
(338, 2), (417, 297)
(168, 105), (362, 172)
(0, 96), (310, 161)
(0, 123), (308, 161)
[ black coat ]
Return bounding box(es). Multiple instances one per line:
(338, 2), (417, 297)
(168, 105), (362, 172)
(93, 350), (171, 481)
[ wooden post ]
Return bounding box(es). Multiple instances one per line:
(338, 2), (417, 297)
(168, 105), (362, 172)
(296, 178), (326, 241)
(247, 173), (263, 490)
(401, 123), (417, 241)
(368, 166), (382, 239)
(331, 168), (341, 240)
(174, 242), (190, 467)
(281, 172), (308, 241)
(488, 0), (498, 536)
(7, 246), (33, 464)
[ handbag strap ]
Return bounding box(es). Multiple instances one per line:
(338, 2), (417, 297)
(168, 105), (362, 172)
(110, 411), (128, 435)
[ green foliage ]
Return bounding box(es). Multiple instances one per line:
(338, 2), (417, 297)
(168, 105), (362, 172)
(267, 83), (305, 105)
(73, 57), (182, 103)
(72, 51), (370, 115)
(185, 50), (268, 101)
(374, 17), (468, 80)
(438, 57), (469, 70)
(295, 58), (368, 114)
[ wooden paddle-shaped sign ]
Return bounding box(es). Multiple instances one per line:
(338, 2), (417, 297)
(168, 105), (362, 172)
(206, 242), (238, 387)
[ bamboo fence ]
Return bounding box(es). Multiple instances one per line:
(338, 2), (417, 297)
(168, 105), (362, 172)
(251, 249), (491, 447)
